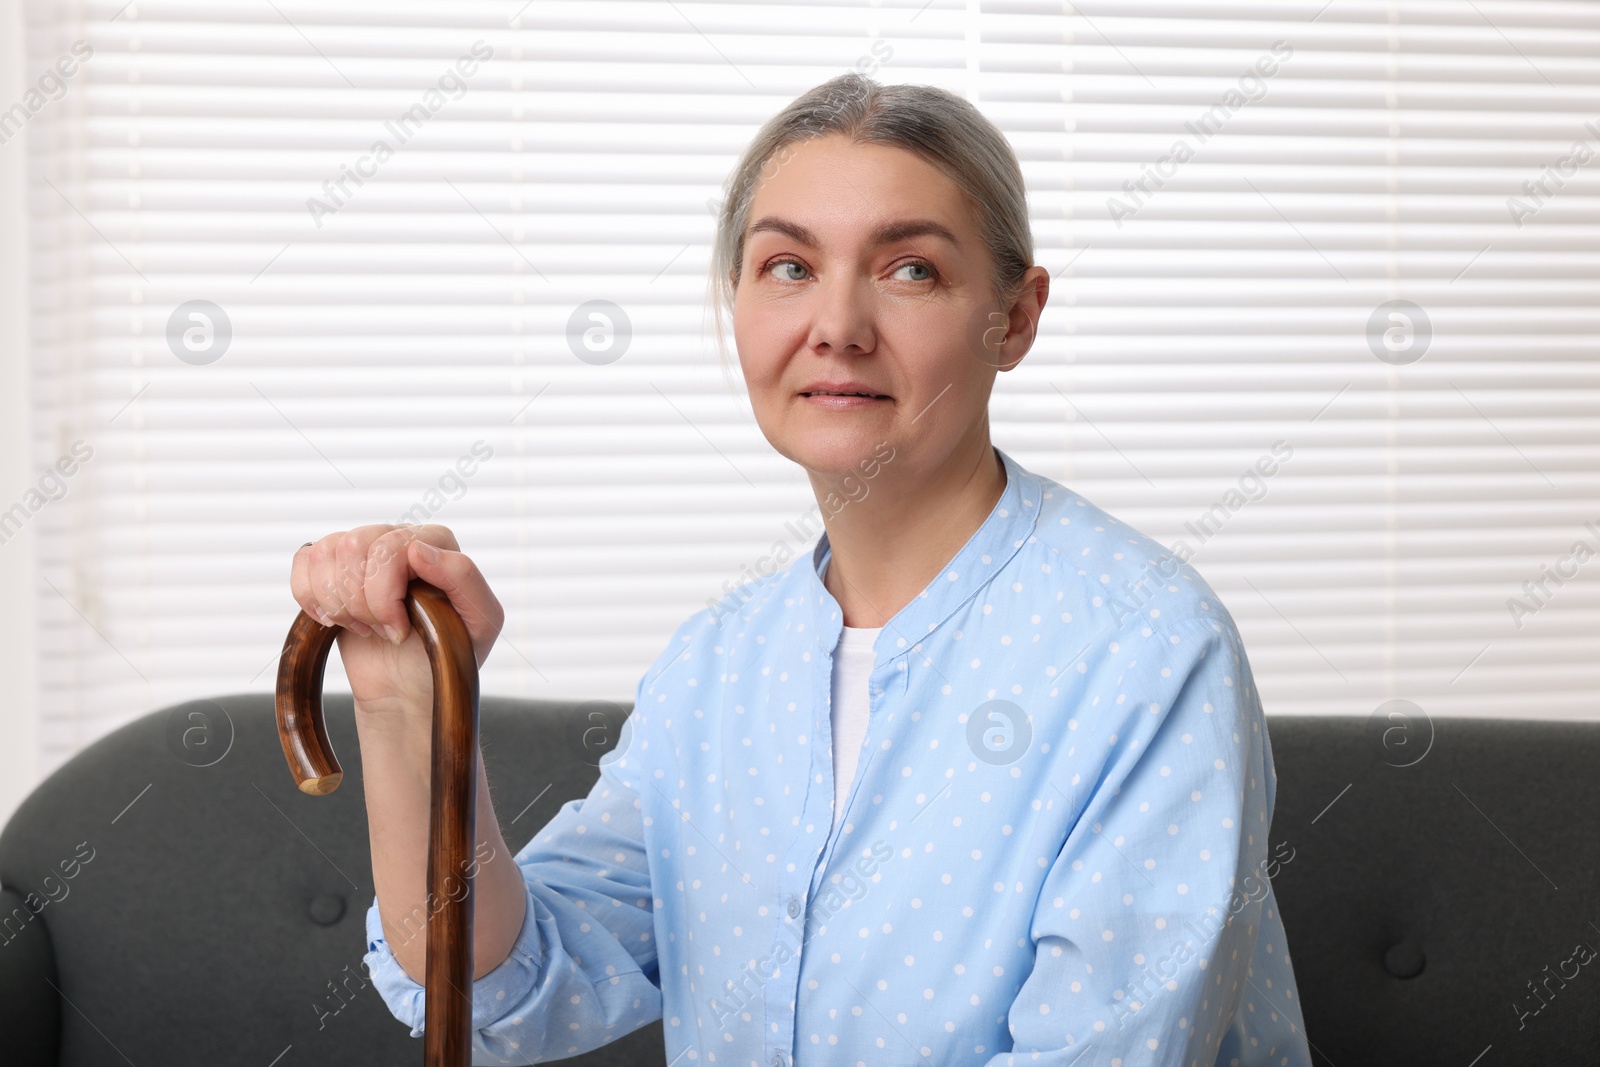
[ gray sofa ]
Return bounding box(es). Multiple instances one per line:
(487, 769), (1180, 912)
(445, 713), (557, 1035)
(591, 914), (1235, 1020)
(2, 695), (1596, 1065)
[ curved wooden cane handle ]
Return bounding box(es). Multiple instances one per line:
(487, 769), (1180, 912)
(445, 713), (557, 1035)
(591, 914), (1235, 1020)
(275, 578), (480, 1067)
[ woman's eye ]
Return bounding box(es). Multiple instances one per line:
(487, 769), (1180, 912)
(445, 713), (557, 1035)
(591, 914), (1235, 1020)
(764, 259), (935, 283)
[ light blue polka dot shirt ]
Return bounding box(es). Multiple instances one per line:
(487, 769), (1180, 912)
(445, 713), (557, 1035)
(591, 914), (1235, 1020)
(364, 444), (1313, 1066)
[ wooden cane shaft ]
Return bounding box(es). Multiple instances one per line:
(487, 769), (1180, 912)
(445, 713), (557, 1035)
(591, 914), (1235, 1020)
(274, 579), (479, 1067)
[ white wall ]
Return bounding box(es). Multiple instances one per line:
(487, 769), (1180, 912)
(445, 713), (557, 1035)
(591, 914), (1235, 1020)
(0, 0), (40, 829)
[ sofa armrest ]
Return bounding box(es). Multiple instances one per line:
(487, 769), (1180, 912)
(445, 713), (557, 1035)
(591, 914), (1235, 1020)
(0, 886), (61, 1065)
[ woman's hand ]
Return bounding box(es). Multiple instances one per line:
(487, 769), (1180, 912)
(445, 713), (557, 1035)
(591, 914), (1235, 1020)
(289, 524), (504, 716)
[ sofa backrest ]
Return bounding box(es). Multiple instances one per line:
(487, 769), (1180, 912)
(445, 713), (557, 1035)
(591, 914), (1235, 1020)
(3, 697), (1597, 1064)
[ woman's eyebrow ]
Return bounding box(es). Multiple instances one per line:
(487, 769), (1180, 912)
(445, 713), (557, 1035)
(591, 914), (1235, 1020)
(746, 216), (961, 251)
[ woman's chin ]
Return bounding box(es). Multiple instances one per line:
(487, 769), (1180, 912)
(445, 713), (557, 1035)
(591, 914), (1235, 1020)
(776, 428), (893, 475)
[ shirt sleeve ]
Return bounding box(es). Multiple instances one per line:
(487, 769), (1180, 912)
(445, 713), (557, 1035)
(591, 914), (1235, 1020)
(361, 649), (675, 1063)
(984, 611), (1282, 1066)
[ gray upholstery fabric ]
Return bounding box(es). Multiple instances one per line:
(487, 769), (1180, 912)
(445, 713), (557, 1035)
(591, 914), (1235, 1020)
(2, 697), (1596, 1065)
(0, 694), (665, 1066)
(1266, 714), (1599, 1064)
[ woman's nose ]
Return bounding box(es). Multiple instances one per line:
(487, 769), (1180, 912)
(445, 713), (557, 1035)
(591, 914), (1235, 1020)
(805, 275), (876, 355)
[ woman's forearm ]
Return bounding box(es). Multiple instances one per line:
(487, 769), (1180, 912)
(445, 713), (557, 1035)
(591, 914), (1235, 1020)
(354, 699), (529, 985)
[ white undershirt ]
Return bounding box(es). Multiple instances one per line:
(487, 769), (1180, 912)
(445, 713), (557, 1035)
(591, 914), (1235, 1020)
(830, 622), (880, 834)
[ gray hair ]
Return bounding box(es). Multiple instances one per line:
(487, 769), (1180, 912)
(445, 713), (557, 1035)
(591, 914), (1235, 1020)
(703, 73), (1035, 390)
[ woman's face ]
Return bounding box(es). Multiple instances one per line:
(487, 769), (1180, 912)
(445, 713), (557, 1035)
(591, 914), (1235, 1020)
(731, 134), (1041, 481)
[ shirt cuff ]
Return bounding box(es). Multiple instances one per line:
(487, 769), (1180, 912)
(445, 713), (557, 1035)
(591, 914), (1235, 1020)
(363, 889), (546, 1038)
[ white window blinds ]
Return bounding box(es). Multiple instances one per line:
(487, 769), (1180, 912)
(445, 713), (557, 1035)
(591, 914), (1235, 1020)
(21, 0), (1600, 781)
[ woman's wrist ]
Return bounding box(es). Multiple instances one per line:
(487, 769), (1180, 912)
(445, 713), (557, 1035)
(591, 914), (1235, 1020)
(353, 696), (435, 764)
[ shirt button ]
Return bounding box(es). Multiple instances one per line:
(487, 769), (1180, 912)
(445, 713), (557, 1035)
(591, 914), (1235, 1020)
(786, 896), (801, 919)
(770, 1054), (785, 1067)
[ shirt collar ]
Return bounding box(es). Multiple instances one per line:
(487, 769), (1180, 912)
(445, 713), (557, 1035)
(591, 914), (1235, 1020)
(802, 444), (1044, 664)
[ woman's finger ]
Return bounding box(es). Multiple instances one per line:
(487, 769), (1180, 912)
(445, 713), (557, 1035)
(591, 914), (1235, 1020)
(289, 538), (330, 625)
(358, 524), (464, 645)
(404, 536), (503, 668)
(327, 528), (381, 637)
(363, 525), (432, 644)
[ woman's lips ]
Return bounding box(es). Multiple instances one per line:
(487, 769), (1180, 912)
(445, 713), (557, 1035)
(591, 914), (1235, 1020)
(799, 393), (891, 409)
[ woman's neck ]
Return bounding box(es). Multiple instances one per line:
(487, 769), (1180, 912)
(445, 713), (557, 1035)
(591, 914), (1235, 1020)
(816, 439), (1006, 629)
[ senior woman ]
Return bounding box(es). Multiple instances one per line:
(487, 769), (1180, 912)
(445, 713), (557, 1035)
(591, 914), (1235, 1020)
(291, 72), (1312, 1066)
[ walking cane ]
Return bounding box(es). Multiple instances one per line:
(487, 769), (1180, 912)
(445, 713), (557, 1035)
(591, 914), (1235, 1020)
(275, 579), (479, 1067)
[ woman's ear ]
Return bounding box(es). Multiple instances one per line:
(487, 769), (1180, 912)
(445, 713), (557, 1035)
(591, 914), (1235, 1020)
(995, 267), (1050, 373)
